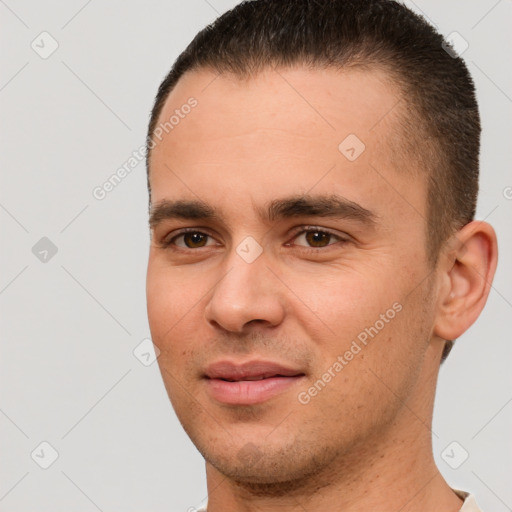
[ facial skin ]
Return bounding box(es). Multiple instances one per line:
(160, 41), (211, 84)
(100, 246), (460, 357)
(146, 66), (497, 511)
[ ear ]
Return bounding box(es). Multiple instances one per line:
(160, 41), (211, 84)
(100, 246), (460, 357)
(434, 220), (498, 340)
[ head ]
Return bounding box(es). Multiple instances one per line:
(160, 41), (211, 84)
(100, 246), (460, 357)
(145, 0), (497, 492)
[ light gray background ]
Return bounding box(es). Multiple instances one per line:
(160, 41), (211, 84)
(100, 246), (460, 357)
(1, 1), (511, 511)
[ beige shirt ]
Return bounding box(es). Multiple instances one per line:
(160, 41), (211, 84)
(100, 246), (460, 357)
(195, 488), (482, 511)
(455, 489), (483, 511)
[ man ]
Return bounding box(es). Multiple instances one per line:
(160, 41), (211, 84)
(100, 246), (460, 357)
(145, 0), (498, 510)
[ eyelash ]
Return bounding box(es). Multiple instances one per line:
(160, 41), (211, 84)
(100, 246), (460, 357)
(159, 226), (349, 253)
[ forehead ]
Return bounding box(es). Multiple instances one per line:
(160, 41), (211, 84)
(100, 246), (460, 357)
(152, 65), (402, 154)
(149, 66), (425, 228)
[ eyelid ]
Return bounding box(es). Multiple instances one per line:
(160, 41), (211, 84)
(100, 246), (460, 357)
(286, 225), (350, 248)
(159, 225), (350, 250)
(160, 227), (220, 248)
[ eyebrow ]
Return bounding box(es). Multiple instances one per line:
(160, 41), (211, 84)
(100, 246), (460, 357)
(148, 194), (378, 229)
(149, 199), (220, 229)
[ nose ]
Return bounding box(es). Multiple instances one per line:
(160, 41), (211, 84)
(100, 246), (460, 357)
(204, 247), (286, 334)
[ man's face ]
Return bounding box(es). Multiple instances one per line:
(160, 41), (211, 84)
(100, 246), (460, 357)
(146, 66), (439, 483)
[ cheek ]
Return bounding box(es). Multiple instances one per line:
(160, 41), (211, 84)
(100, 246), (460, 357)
(146, 261), (202, 343)
(147, 267), (203, 396)
(283, 262), (402, 337)
(283, 262), (422, 398)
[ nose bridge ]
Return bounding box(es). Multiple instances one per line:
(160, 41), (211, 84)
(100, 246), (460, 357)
(204, 239), (285, 332)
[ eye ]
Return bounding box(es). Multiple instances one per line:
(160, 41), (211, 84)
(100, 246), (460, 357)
(164, 230), (218, 249)
(289, 227), (348, 249)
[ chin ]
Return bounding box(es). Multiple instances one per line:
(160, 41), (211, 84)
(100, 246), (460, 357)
(202, 438), (339, 489)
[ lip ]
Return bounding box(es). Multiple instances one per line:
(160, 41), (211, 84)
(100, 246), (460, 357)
(204, 360), (304, 380)
(203, 359), (306, 405)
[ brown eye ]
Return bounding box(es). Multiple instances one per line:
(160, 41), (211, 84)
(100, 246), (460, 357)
(182, 232), (208, 248)
(292, 228), (344, 249)
(304, 231), (332, 247)
(166, 231), (217, 249)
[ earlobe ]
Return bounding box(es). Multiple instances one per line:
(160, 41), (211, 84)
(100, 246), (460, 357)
(434, 221), (498, 341)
